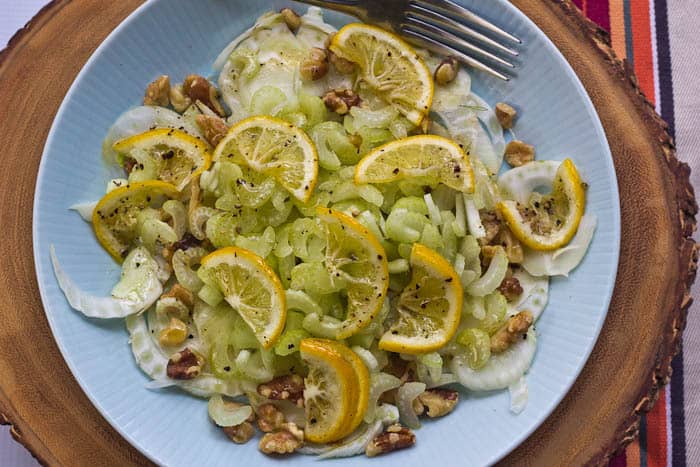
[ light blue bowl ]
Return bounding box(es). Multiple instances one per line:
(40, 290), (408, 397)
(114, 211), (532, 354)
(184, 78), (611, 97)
(33, 0), (620, 465)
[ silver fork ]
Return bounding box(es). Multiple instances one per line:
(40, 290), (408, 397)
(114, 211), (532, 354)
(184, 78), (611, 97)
(293, 0), (520, 81)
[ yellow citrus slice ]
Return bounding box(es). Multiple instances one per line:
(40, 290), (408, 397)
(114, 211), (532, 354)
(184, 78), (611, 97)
(113, 128), (211, 191)
(212, 116), (318, 202)
(300, 338), (368, 443)
(316, 207), (389, 339)
(354, 134), (474, 193)
(379, 243), (463, 354)
(92, 180), (180, 262)
(497, 158), (586, 251)
(330, 342), (370, 439)
(199, 246), (286, 349)
(329, 23), (433, 125)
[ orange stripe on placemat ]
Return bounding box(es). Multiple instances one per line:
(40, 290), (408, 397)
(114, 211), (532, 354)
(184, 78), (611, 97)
(629, 0), (656, 102)
(645, 387), (669, 467)
(609, 0), (627, 58)
(626, 437), (641, 467)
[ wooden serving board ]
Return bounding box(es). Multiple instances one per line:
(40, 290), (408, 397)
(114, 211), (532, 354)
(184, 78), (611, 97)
(0, 0), (695, 465)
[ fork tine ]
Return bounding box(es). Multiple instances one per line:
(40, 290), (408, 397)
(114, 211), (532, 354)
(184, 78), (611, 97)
(404, 18), (515, 69)
(412, 0), (521, 44)
(407, 5), (518, 57)
(401, 28), (510, 81)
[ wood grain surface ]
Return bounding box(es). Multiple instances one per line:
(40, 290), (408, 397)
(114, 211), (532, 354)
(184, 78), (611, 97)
(0, 1), (695, 466)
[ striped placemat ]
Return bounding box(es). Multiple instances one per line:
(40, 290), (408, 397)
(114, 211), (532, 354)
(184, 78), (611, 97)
(571, 3), (688, 466)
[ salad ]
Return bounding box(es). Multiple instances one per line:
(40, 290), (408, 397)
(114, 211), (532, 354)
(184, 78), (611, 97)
(51, 7), (597, 458)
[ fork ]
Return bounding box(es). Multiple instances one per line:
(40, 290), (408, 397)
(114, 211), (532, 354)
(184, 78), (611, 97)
(293, 0), (520, 81)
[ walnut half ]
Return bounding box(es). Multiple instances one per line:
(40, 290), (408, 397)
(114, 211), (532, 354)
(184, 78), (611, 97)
(490, 310), (534, 353)
(183, 74), (226, 116)
(144, 75), (170, 107)
(365, 424), (416, 457)
(259, 423), (304, 455)
(195, 114), (228, 147)
(323, 88), (361, 115)
(256, 403), (285, 433)
(415, 388), (459, 418)
(257, 374), (305, 406)
(166, 348), (204, 380)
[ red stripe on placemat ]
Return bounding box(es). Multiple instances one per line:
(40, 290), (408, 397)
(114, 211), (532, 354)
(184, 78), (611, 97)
(645, 388), (669, 467)
(629, 0), (656, 102)
(585, 0), (611, 32)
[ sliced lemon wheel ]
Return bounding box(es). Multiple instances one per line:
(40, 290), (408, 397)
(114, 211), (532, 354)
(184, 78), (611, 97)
(199, 247), (286, 349)
(300, 339), (368, 443)
(316, 207), (389, 339)
(354, 134), (474, 193)
(379, 243), (463, 354)
(330, 342), (370, 439)
(329, 23), (433, 125)
(212, 116), (318, 202)
(92, 180), (180, 262)
(497, 158), (585, 251)
(113, 128), (211, 191)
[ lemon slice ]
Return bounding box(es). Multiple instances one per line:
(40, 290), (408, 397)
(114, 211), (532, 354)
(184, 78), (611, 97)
(497, 158), (586, 251)
(316, 207), (389, 339)
(379, 243), (463, 354)
(113, 129), (211, 191)
(92, 181), (180, 262)
(354, 134), (474, 193)
(213, 116), (318, 202)
(329, 23), (433, 125)
(330, 342), (370, 439)
(199, 246), (286, 349)
(300, 338), (368, 443)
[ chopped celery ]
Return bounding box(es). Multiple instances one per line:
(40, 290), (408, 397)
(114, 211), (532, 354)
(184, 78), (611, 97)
(290, 262), (344, 294)
(250, 85), (288, 116)
(198, 283), (224, 307)
(420, 224), (444, 250)
(388, 258), (409, 274)
(391, 196), (428, 215)
(456, 328), (491, 369)
(285, 290), (323, 315)
(206, 212), (238, 248)
(385, 209), (429, 243)
(234, 226), (275, 258)
(274, 328), (310, 356)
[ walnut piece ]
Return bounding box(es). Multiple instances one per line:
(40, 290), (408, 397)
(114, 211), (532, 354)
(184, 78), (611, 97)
(495, 102), (517, 129)
(223, 421), (255, 444)
(169, 84), (192, 113)
(257, 403), (285, 433)
(166, 348), (203, 380)
(434, 57), (459, 85)
(257, 374), (305, 406)
(365, 424), (416, 457)
(259, 423), (304, 455)
(504, 140), (535, 167)
(498, 276), (524, 302)
(144, 75), (170, 107)
(280, 8), (301, 32)
(195, 114), (228, 147)
(416, 388), (459, 418)
(161, 283), (194, 309)
(479, 210), (502, 246)
(183, 74), (226, 116)
(495, 228), (524, 264)
(300, 48), (329, 81)
(490, 310), (534, 353)
(323, 88), (361, 115)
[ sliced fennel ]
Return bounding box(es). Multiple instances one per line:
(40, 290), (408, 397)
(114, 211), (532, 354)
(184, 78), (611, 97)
(452, 328), (537, 391)
(521, 214), (597, 277)
(51, 246), (163, 319)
